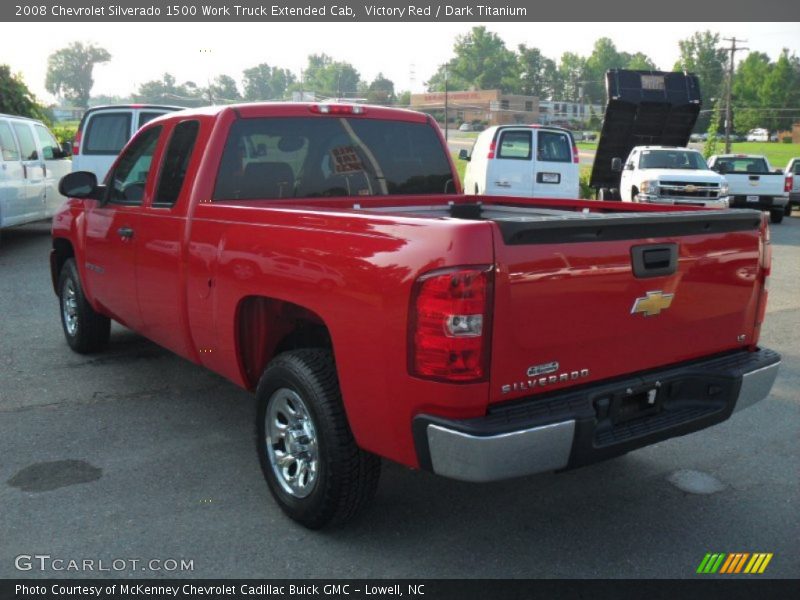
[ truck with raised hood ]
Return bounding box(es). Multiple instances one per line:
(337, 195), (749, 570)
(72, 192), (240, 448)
(707, 154), (791, 223)
(52, 102), (780, 528)
(590, 69), (729, 208)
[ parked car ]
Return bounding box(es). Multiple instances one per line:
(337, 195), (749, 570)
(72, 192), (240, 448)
(785, 157), (799, 213)
(460, 124), (580, 199)
(708, 154), (790, 223)
(458, 123), (472, 132)
(0, 113), (71, 230)
(53, 102), (780, 528)
(746, 128), (769, 142)
(71, 104), (184, 181)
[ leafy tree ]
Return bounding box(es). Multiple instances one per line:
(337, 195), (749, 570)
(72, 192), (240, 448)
(583, 38), (627, 103)
(0, 65), (48, 121)
(242, 63), (295, 101)
(366, 73), (396, 104)
(207, 74), (241, 103)
(45, 42), (111, 108)
(396, 90), (411, 106)
(704, 97), (723, 158)
(426, 27), (519, 93)
(625, 52), (657, 71)
(558, 52), (587, 103)
(297, 54), (361, 98)
(517, 45), (558, 100)
(133, 73), (203, 107)
(760, 50), (800, 131)
(673, 31), (727, 130)
(731, 52), (772, 133)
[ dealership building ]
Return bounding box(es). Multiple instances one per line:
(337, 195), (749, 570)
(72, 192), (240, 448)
(409, 90), (539, 126)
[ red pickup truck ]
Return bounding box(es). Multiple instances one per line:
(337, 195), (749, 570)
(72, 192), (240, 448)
(52, 103), (780, 528)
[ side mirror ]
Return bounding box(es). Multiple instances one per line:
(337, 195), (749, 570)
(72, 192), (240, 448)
(61, 141), (73, 156)
(59, 171), (103, 200)
(458, 149), (471, 161)
(611, 157), (623, 172)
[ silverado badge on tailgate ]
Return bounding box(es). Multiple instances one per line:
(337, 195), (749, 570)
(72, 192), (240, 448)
(631, 291), (674, 317)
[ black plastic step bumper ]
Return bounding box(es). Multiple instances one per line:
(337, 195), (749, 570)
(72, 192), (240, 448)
(413, 348), (781, 482)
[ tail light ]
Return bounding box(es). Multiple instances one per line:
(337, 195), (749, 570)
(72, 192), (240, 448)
(572, 143), (580, 164)
(487, 140), (497, 159)
(309, 104), (366, 115)
(785, 174), (793, 194)
(72, 127), (82, 155)
(409, 266), (493, 382)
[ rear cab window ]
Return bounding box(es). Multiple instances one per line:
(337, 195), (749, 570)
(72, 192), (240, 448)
(84, 112), (132, 155)
(537, 131), (571, 162)
(213, 116), (455, 200)
(138, 111), (166, 129)
(715, 157), (769, 174)
(0, 120), (21, 162)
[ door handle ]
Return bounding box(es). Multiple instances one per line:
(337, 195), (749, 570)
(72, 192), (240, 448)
(23, 164), (27, 179)
(117, 227), (134, 239)
(494, 181), (511, 188)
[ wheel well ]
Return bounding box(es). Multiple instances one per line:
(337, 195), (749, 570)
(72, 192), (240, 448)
(51, 238), (75, 294)
(235, 296), (333, 389)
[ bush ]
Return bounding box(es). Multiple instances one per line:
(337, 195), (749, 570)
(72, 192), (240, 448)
(51, 123), (78, 146)
(579, 172), (594, 199)
(782, 136), (794, 144)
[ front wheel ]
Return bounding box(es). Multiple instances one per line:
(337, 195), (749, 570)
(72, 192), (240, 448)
(58, 259), (110, 353)
(770, 209), (784, 224)
(256, 349), (380, 528)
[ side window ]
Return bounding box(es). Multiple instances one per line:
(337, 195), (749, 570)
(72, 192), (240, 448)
(497, 130), (532, 160)
(154, 120), (200, 207)
(0, 121), (20, 161)
(84, 113), (132, 155)
(138, 111), (165, 129)
(34, 124), (60, 160)
(537, 131), (571, 162)
(793, 162), (800, 176)
(107, 126), (162, 205)
(12, 123), (38, 160)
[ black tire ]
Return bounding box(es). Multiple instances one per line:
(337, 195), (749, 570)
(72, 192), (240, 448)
(770, 209), (784, 224)
(599, 188), (610, 201)
(610, 188), (621, 201)
(785, 203), (792, 217)
(256, 349), (380, 529)
(58, 258), (110, 353)
(632, 187), (640, 202)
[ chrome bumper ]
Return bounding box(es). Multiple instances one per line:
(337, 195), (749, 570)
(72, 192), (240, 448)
(420, 354), (780, 483)
(639, 194), (730, 208)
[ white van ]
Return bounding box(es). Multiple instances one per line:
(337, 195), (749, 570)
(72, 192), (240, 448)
(460, 125), (580, 199)
(71, 104), (184, 181)
(746, 128), (769, 142)
(0, 113), (71, 230)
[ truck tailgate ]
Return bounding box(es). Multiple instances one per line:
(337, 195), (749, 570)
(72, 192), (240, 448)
(489, 210), (763, 403)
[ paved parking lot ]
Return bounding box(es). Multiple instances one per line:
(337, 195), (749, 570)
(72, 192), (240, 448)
(0, 217), (798, 579)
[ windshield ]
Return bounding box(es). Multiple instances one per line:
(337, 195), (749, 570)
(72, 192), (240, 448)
(213, 116), (456, 200)
(639, 150), (708, 170)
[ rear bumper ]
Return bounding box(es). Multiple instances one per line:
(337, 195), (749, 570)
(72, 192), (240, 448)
(638, 194), (729, 208)
(413, 348), (780, 482)
(789, 192), (800, 208)
(729, 195), (789, 210)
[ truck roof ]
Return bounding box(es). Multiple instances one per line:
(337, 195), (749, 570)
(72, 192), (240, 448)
(590, 70), (702, 189)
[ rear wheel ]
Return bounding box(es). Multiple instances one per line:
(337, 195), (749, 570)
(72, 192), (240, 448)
(785, 203), (793, 217)
(256, 349), (380, 528)
(58, 259), (110, 353)
(770, 209), (784, 224)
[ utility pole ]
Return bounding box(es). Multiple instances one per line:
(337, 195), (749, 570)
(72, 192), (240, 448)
(722, 37), (748, 153)
(444, 62), (449, 142)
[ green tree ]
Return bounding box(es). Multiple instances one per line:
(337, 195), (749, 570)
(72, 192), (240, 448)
(760, 50), (800, 131)
(297, 54), (361, 98)
(426, 26), (519, 93)
(45, 42), (111, 108)
(207, 74), (241, 103)
(673, 31), (727, 130)
(704, 97), (724, 158)
(625, 52), (658, 71)
(396, 90), (411, 106)
(366, 73), (396, 104)
(732, 52), (772, 133)
(558, 52), (587, 103)
(583, 38), (626, 103)
(242, 63), (295, 101)
(134, 73), (203, 107)
(517, 45), (558, 100)
(0, 65), (48, 121)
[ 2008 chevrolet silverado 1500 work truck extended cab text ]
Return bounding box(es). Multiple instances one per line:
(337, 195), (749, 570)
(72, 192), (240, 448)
(51, 103), (780, 528)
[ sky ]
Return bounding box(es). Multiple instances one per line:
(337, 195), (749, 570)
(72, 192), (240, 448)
(2, 22), (799, 104)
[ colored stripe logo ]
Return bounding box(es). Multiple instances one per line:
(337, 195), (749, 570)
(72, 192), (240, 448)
(697, 553), (773, 574)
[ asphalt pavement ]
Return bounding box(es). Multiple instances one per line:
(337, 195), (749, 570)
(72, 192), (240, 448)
(0, 215), (798, 579)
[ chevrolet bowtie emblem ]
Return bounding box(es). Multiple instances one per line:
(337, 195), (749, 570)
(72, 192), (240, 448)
(631, 291), (674, 317)
(685, 184), (697, 192)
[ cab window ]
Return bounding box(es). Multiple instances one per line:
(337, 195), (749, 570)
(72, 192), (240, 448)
(0, 121), (20, 161)
(12, 122), (38, 160)
(497, 130), (532, 159)
(154, 120), (200, 207)
(34, 124), (60, 160)
(107, 126), (162, 205)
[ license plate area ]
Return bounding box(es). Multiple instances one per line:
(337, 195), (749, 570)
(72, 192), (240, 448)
(537, 172), (561, 184)
(747, 195), (759, 202)
(610, 386), (661, 424)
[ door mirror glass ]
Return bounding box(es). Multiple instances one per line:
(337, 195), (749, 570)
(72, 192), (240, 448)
(611, 157), (623, 172)
(59, 171), (100, 199)
(458, 149), (470, 161)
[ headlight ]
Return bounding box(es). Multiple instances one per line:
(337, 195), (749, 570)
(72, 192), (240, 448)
(640, 180), (658, 195)
(719, 182), (729, 196)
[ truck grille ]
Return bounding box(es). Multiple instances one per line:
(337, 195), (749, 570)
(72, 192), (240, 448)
(659, 181), (721, 199)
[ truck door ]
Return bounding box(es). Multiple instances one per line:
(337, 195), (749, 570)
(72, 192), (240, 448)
(33, 123), (71, 217)
(534, 129), (576, 199)
(486, 128), (534, 196)
(11, 121), (46, 222)
(136, 119), (201, 357)
(83, 125), (162, 331)
(0, 119), (26, 227)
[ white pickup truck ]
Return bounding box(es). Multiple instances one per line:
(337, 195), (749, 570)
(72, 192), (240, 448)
(786, 157), (799, 213)
(708, 154), (791, 224)
(612, 146), (729, 208)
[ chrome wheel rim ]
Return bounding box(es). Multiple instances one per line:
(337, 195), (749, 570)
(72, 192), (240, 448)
(62, 280), (79, 337)
(265, 388), (319, 498)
